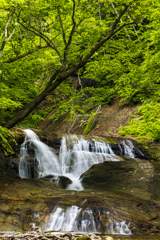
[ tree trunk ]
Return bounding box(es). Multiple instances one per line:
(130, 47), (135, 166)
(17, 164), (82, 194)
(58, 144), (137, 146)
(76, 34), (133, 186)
(4, 75), (63, 129)
(0, 73), (1, 126)
(4, 4), (132, 129)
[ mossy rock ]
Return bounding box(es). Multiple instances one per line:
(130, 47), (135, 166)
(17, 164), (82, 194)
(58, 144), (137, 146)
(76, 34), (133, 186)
(76, 235), (91, 240)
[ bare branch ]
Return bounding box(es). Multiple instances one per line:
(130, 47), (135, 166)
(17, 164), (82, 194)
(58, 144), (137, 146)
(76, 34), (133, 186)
(4, 3), (135, 129)
(64, 0), (76, 61)
(4, 7), (15, 38)
(58, 5), (134, 81)
(111, 2), (131, 40)
(44, 4), (134, 88)
(78, 73), (83, 91)
(6, 28), (15, 41)
(51, 32), (61, 41)
(0, 7), (16, 57)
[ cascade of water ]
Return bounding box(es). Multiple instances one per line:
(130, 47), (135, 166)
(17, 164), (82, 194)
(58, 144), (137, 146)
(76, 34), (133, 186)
(46, 206), (81, 231)
(105, 211), (131, 235)
(118, 139), (144, 159)
(46, 206), (99, 233)
(59, 135), (121, 179)
(20, 130), (142, 191)
(19, 130), (136, 235)
(46, 206), (131, 235)
(109, 220), (131, 235)
(58, 135), (121, 190)
(121, 140), (135, 158)
(19, 129), (62, 178)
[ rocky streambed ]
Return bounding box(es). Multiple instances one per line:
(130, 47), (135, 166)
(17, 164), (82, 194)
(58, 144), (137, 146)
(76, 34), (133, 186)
(0, 129), (160, 238)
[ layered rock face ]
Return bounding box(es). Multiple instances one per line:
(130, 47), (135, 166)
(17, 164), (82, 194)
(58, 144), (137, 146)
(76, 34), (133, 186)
(0, 129), (160, 236)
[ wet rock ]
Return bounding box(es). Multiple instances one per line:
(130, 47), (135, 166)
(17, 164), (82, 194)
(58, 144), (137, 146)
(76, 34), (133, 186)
(76, 236), (91, 240)
(40, 175), (72, 189)
(34, 129), (62, 150)
(58, 176), (72, 189)
(102, 237), (113, 240)
(0, 150), (19, 177)
(1, 128), (160, 236)
(0, 167), (160, 235)
(11, 128), (26, 144)
(40, 175), (55, 180)
(81, 160), (160, 201)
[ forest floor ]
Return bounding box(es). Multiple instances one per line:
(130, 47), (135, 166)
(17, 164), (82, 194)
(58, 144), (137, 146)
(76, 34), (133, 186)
(38, 99), (140, 137)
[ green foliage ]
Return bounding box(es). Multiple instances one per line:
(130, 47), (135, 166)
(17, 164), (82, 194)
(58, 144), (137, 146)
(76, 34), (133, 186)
(17, 106), (54, 128)
(0, 0), (160, 137)
(49, 83), (86, 122)
(0, 126), (17, 154)
(83, 112), (97, 135)
(69, 110), (75, 124)
(118, 101), (160, 140)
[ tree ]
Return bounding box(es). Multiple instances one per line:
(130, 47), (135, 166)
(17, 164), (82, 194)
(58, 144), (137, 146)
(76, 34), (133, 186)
(1, 0), (137, 129)
(1, 0), (159, 130)
(0, 0), (50, 125)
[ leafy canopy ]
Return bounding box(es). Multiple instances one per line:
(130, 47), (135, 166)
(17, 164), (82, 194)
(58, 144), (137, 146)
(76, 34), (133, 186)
(0, 0), (160, 141)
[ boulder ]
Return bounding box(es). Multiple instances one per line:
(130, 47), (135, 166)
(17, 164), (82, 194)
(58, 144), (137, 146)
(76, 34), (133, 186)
(58, 176), (72, 189)
(80, 160), (160, 201)
(40, 175), (72, 189)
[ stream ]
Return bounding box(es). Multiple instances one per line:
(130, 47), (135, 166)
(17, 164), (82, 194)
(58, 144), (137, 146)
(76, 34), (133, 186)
(1, 129), (160, 238)
(19, 130), (144, 235)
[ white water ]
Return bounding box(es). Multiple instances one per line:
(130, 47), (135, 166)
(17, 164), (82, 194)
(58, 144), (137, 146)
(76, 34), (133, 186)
(58, 135), (121, 190)
(120, 139), (144, 159)
(19, 130), (122, 190)
(19, 130), (136, 235)
(19, 130), (142, 191)
(46, 206), (131, 235)
(105, 211), (131, 235)
(19, 130), (61, 178)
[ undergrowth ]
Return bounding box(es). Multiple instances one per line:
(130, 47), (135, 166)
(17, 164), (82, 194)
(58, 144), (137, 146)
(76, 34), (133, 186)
(0, 126), (17, 154)
(118, 101), (160, 140)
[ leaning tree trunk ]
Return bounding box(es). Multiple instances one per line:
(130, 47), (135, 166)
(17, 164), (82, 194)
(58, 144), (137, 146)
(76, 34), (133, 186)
(4, 4), (132, 129)
(4, 75), (63, 129)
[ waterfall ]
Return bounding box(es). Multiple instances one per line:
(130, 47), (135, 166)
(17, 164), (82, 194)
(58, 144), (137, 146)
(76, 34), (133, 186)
(19, 130), (143, 189)
(120, 139), (144, 159)
(46, 206), (131, 235)
(19, 129), (139, 235)
(59, 135), (120, 179)
(19, 129), (61, 179)
(19, 131), (123, 190)
(105, 211), (131, 235)
(46, 206), (82, 232)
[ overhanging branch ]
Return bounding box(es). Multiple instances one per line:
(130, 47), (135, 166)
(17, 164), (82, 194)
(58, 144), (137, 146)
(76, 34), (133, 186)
(4, 3), (135, 129)
(17, 19), (64, 65)
(1, 45), (49, 65)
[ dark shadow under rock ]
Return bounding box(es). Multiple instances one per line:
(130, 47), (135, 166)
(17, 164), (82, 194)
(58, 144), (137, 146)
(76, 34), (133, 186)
(40, 175), (72, 189)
